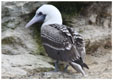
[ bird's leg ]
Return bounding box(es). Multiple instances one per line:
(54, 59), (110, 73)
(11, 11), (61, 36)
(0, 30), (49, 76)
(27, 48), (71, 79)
(54, 60), (59, 72)
(63, 64), (69, 72)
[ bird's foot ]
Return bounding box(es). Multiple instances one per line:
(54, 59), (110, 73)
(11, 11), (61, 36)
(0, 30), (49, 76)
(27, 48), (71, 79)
(53, 60), (59, 72)
(63, 65), (69, 73)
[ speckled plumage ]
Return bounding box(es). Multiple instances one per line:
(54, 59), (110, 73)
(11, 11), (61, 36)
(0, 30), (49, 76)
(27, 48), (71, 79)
(41, 24), (86, 63)
(25, 4), (89, 76)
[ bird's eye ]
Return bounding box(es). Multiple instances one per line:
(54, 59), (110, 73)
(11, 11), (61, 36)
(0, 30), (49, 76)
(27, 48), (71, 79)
(38, 12), (43, 16)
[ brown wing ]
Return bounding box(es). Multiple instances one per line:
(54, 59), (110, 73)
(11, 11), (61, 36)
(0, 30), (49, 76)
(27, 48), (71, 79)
(67, 27), (86, 62)
(41, 24), (81, 62)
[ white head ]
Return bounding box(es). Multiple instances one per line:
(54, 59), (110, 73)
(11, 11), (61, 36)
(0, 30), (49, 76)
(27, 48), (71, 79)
(25, 4), (62, 28)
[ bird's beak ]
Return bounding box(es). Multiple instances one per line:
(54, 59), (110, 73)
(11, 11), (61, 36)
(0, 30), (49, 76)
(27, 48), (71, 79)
(25, 15), (45, 28)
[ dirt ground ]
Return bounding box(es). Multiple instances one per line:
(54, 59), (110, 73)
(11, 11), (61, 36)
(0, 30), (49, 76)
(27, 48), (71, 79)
(25, 47), (112, 79)
(84, 47), (112, 79)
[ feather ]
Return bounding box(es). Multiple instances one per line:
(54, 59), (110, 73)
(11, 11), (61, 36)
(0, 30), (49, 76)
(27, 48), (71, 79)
(41, 24), (86, 63)
(25, 4), (88, 75)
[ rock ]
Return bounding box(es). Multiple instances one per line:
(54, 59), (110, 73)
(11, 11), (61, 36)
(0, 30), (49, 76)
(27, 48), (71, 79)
(71, 24), (111, 54)
(70, 2), (112, 54)
(2, 1), (54, 79)
(103, 19), (110, 28)
(24, 47), (112, 79)
(2, 54), (54, 79)
(89, 14), (97, 24)
(2, 27), (39, 55)
(25, 72), (83, 79)
(2, 2), (47, 31)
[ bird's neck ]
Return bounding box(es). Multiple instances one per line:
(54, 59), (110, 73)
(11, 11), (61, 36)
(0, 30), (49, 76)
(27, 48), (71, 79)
(42, 19), (62, 26)
(42, 12), (62, 26)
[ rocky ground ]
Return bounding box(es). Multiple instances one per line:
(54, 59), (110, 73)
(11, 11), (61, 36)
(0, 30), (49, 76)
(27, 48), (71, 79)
(1, 2), (112, 79)
(25, 47), (112, 79)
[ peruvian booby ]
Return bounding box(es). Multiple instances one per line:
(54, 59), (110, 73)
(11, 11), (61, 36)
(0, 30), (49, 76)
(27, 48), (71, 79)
(25, 4), (89, 76)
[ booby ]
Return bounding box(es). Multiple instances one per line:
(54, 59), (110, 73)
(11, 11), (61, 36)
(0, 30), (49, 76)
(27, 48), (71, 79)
(25, 4), (89, 76)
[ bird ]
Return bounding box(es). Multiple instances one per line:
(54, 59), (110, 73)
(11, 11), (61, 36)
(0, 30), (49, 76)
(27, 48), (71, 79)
(25, 4), (89, 76)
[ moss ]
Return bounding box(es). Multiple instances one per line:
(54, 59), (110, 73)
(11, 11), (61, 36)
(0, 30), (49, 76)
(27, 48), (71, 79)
(26, 10), (46, 56)
(78, 28), (84, 33)
(31, 23), (46, 56)
(2, 36), (15, 44)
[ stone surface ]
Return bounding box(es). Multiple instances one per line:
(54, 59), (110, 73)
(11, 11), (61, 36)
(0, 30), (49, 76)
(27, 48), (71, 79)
(89, 14), (97, 24)
(2, 1), (47, 55)
(2, 1), (54, 79)
(2, 54), (54, 79)
(24, 47), (112, 79)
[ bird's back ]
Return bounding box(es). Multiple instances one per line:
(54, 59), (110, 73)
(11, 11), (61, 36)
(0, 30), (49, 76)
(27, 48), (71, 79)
(41, 24), (67, 45)
(41, 24), (81, 62)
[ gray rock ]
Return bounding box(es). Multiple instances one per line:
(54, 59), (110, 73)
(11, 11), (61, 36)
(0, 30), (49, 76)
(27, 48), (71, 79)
(70, 2), (112, 54)
(2, 1), (54, 79)
(2, 1), (48, 54)
(89, 14), (97, 24)
(2, 2), (47, 31)
(2, 27), (39, 55)
(2, 54), (54, 79)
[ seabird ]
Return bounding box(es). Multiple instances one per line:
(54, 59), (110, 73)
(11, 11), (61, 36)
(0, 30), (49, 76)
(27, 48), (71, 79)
(25, 4), (89, 76)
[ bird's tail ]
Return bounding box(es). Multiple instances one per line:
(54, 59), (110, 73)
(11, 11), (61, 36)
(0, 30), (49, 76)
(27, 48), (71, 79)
(69, 57), (89, 76)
